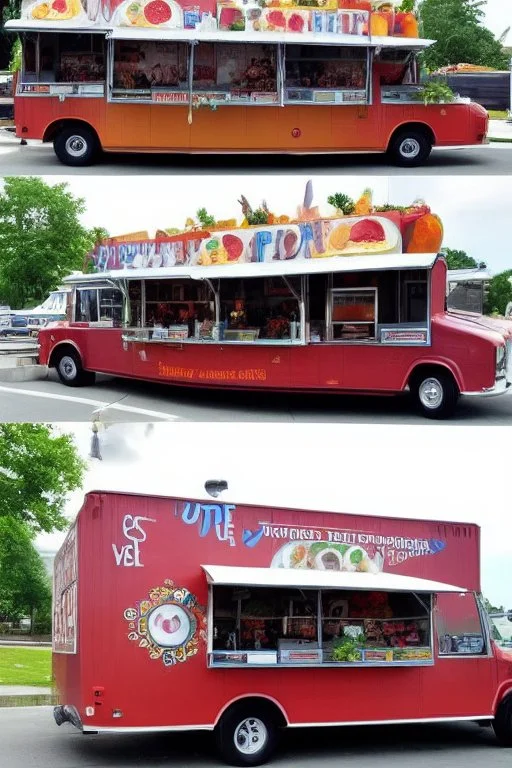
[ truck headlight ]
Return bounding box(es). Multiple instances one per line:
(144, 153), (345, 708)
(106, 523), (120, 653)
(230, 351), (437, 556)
(496, 346), (506, 375)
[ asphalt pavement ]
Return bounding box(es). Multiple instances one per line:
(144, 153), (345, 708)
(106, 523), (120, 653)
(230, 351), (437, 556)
(1, 707), (510, 768)
(1, 127), (512, 175)
(0, 370), (511, 424)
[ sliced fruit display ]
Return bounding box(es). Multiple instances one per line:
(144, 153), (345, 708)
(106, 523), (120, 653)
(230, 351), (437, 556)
(288, 12), (305, 31)
(144, 0), (171, 24)
(222, 234), (244, 262)
(266, 9), (286, 27)
(350, 219), (386, 243)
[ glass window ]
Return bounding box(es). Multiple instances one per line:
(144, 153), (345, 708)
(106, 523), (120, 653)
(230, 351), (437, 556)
(75, 289), (98, 323)
(21, 33), (105, 85)
(112, 41), (188, 96)
(285, 45), (367, 104)
(99, 288), (124, 325)
(436, 593), (486, 656)
(215, 43), (277, 101)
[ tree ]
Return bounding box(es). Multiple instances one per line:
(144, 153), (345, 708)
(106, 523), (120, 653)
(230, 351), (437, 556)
(0, 424), (85, 534)
(443, 248), (480, 270)
(418, 0), (509, 71)
(485, 270), (512, 316)
(0, 177), (99, 308)
(0, 517), (52, 625)
(483, 596), (505, 614)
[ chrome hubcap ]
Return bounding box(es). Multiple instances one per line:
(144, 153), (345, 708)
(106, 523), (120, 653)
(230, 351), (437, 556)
(400, 138), (421, 158)
(419, 377), (443, 409)
(234, 717), (267, 755)
(65, 135), (88, 158)
(60, 355), (77, 380)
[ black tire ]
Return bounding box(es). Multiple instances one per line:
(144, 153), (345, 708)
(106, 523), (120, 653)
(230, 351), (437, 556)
(215, 703), (279, 767)
(53, 124), (100, 167)
(388, 128), (432, 167)
(55, 349), (95, 387)
(493, 696), (512, 747)
(410, 368), (459, 420)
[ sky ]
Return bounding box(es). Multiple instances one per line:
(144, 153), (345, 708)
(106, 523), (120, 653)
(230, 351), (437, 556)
(483, 1), (512, 44)
(42, 174), (512, 274)
(36, 421), (512, 609)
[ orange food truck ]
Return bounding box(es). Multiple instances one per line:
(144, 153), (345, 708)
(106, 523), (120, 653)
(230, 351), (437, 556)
(52, 490), (512, 765)
(5, 0), (488, 166)
(37, 188), (512, 419)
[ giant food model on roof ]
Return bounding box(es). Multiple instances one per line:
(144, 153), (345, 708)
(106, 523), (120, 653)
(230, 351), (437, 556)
(89, 184), (444, 272)
(16, 0), (422, 36)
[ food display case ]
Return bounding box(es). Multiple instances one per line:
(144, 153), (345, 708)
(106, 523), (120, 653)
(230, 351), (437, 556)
(329, 288), (377, 340)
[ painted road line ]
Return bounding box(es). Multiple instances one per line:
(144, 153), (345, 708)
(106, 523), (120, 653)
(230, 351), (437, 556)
(0, 385), (179, 421)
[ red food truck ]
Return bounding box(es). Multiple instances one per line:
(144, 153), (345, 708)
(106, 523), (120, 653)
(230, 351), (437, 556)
(52, 490), (512, 765)
(5, 0), (489, 166)
(37, 192), (512, 418)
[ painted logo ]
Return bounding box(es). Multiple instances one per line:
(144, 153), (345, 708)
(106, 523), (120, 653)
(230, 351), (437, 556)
(113, 514), (156, 567)
(124, 579), (206, 667)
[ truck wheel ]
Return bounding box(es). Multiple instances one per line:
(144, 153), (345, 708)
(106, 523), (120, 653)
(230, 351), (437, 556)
(53, 124), (100, 167)
(410, 369), (459, 419)
(388, 129), (432, 167)
(55, 350), (95, 387)
(215, 704), (279, 766)
(493, 696), (512, 747)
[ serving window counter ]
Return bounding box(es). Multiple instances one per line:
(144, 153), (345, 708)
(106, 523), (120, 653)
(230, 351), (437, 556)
(203, 566), (476, 669)
(70, 263), (431, 347)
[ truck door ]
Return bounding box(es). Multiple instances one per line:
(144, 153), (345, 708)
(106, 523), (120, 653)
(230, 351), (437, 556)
(420, 593), (497, 718)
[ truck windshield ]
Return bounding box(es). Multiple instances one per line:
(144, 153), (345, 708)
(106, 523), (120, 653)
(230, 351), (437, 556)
(487, 614), (512, 649)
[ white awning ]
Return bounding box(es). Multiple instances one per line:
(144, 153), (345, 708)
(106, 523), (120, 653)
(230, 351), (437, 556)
(201, 564), (467, 594)
(4, 19), (434, 49)
(63, 253), (439, 284)
(4, 20), (108, 33)
(108, 27), (434, 49)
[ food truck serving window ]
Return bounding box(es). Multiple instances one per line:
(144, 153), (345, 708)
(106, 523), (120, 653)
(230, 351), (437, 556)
(111, 41), (278, 105)
(209, 583), (434, 667)
(20, 33), (105, 94)
(284, 45), (368, 105)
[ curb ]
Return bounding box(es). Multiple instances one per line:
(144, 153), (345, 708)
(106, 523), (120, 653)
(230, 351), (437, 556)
(0, 365), (48, 382)
(0, 693), (57, 708)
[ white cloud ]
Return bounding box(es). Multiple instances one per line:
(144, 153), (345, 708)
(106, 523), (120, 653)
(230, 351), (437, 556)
(36, 422), (512, 608)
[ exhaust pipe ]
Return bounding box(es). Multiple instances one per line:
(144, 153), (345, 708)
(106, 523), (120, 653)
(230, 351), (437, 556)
(53, 705), (83, 730)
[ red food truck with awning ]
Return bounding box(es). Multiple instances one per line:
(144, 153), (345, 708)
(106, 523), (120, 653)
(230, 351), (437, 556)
(52, 490), (512, 765)
(37, 190), (512, 419)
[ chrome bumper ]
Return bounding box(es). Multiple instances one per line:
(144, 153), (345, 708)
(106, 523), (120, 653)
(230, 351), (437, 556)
(462, 379), (510, 398)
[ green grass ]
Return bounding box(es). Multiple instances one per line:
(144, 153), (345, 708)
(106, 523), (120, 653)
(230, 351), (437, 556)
(488, 110), (509, 120)
(0, 647), (52, 687)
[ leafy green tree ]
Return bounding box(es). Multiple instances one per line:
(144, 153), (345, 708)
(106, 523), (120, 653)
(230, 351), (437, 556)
(483, 596), (505, 614)
(485, 270), (512, 316)
(0, 424), (85, 534)
(0, 177), (98, 308)
(418, 0), (509, 71)
(0, 517), (52, 624)
(444, 248), (480, 270)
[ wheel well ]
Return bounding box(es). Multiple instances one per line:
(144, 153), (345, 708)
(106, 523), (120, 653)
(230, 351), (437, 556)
(42, 119), (99, 144)
(215, 697), (288, 729)
(48, 343), (81, 369)
(388, 122), (436, 150)
(408, 363), (460, 392)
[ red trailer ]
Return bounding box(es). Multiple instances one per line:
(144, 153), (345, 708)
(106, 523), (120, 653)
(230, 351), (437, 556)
(53, 491), (512, 765)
